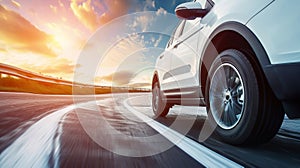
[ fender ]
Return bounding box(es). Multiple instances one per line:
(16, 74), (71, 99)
(199, 21), (273, 95)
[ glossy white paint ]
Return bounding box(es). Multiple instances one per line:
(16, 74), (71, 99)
(168, 18), (201, 90)
(155, 48), (172, 91)
(247, 0), (300, 64)
(155, 0), (279, 93)
(175, 1), (203, 11)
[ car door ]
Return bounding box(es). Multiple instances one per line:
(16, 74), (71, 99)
(167, 8), (205, 91)
(158, 20), (186, 91)
(169, 18), (202, 91)
(167, 0), (212, 97)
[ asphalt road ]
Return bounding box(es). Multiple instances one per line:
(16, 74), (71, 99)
(0, 92), (299, 167)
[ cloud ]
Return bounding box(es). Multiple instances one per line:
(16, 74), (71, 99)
(70, 0), (100, 31)
(18, 57), (75, 79)
(70, 0), (134, 31)
(99, 71), (134, 85)
(156, 7), (167, 16)
(35, 58), (75, 74)
(0, 5), (59, 57)
(50, 5), (57, 14)
(128, 82), (151, 88)
(10, 0), (21, 8)
(131, 14), (154, 32)
(99, 34), (145, 69)
(143, 0), (155, 11)
(154, 35), (163, 47)
(58, 0), (64, 8)
(98, 70), (151, 88)
(98, 0), (134, 25)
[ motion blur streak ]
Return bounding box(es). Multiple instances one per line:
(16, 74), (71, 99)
(123, 96), (243, 168)
(0, 104), (76, 168)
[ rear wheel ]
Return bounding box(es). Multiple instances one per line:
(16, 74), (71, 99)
(206, 49), (284, 145)
(152, 82), (171, 117)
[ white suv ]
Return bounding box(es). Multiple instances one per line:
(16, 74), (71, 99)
(152, 0), (300, 145)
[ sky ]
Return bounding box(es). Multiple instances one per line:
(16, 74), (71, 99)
(0, 0), (190, 88)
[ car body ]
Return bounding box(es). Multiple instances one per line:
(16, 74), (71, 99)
(152, 0), (300, 145)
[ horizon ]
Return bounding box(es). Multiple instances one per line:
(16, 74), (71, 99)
(0, 0), (190, 88)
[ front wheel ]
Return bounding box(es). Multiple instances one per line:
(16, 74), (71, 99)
(206, 49), (284, 145)
(152, 82), (171, 117)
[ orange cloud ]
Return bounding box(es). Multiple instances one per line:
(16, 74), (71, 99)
(70, 0), (133, 31)
(19, 57), (75, 79)
(70, 0), (100, 31)
(50, 5), (57, 14)
(98, 0), (132, 25)
(0, 5), (59, 57)
(35, 58), (74, 74)
(10, 0), (21, 8)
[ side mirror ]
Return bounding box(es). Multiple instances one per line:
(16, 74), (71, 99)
(175, 2), (208, 20)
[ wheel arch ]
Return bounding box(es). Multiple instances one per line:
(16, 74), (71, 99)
(200, 21), (271, 98)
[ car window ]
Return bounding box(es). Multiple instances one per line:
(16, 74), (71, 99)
(197, 0), (214, 10)
(196, 0), (207, 7)
(167, 20), (186, 48)
(174, 20), (186, 40)
(166, 37), (174, 48)
(182, 0), (213, 35)
(182, 20), (194, 35)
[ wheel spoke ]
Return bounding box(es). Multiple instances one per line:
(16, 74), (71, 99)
(209, 63), (245, 130)
(231, 99), (242, 115)
(225, 66), (231, 80)
(224, 102), (237, 126)
(230, 79), (239, 93)
(221, 104), (229, 125)
(225, 67), (232, 87)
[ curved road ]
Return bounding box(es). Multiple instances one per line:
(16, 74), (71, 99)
(0, 92), (299, 167)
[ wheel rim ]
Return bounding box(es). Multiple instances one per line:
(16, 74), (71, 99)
(209, 63), (245, 130)
(152, 84), (159, 112)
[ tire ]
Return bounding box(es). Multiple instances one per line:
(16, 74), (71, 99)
(205, 49), (284, 145)
(152, 82), (171, 117)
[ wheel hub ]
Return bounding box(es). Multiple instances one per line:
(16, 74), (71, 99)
(209, 63), (245, 130)
(224, 89), (231, 103)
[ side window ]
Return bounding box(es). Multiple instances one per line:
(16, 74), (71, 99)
(182, 0), (208, 35)
(166, 39), (172, 48)
(174, 20), (186, 40)
(182, 20), (193, 35)
(167, 20), (186, 48)
(197, 0), (207, 7)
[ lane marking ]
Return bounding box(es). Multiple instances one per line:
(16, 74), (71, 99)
(0, 105), (77, 168)
(0, 99), (106, 168)
(0, 93), (243, 167)
(124, 96), (243, 168)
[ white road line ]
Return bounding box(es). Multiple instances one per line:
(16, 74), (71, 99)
(0, 105), (76, 168)
(0, 100), (104, 168)
(123, 96), (243, 168)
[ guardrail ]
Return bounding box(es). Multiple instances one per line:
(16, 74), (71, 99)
(0, 63), (150, 92)
(0, 63), (73, 85)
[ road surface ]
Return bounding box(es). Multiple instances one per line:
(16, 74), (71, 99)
(0, 92), (299, 167)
